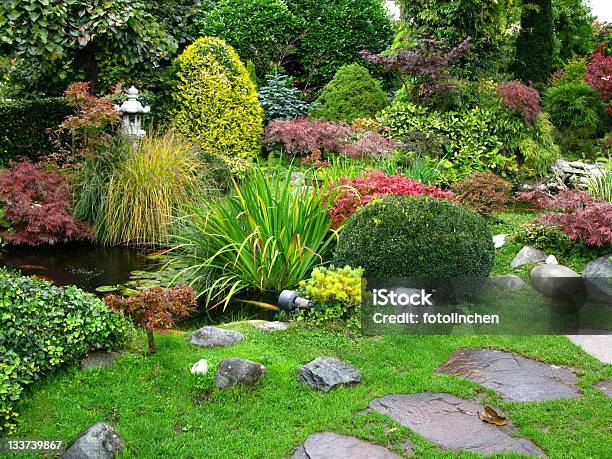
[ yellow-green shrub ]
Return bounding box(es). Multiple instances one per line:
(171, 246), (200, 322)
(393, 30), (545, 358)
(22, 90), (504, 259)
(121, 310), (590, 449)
(299, 265), (363, 305)
(170, 37), (263, 160)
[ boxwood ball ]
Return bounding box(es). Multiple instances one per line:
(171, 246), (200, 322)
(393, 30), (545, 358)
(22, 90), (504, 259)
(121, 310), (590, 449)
(333, 195), (495, 278)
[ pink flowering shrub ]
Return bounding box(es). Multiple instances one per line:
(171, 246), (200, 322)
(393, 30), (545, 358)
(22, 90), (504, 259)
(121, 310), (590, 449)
(329, 171), (453, 226)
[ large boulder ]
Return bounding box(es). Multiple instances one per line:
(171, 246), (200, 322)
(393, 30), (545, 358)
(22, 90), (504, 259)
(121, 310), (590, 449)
(583, 254), (612, 303)
(190, 326), (244, 348)
(298, 357), (361, 392)
(511, 246), (547, 268)
(215, 358), (266, 389)
(61, 423), (124, 459)
(530, 264), (581, 298)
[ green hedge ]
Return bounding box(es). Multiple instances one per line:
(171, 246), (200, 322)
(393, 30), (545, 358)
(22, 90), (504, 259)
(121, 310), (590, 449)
(0, 98), (71, 165)
(0, 269), (132, 432)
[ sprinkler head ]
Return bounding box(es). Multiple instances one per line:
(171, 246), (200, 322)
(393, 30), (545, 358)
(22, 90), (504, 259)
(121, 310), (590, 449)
(278, 290), (312, 311)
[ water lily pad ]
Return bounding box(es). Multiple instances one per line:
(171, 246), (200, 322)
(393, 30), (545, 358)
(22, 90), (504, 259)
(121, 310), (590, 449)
(96, 285), (118, 293)
(121, 288), (141, 296)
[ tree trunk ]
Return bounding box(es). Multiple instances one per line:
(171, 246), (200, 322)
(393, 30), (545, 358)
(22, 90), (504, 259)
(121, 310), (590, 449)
(146, 330), (157, 354)
(74, 43), (100, 94)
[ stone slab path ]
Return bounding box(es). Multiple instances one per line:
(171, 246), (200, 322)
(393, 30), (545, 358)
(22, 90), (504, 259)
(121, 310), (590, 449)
(594, 379), (612, 397)
(566, 334), (612, 364)
(288, 432), (401, 459)
(368, 393), (546, 457)
(437, 348), (580, 401)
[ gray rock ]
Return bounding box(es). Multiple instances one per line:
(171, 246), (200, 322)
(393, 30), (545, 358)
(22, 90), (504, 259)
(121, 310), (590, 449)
(594, 379), (612, 398)
(437, 348), (580, 401)
(61, 423), (124, 459)
(298, 357), (361, 391)
(493, 233), (507, 249)
(80, 351), (119, 371)
(583, 254), (612, 303)
(190, 359), (208, 375)
(490, 275), (527, 291)
(530, 264), (581, 297)
(215, 358), (266, 389)
(190, 326), (244, 348)
(255, 321), (289, 332)
(288, 432), (402, 459)
(545, 255), (559, 265)
(511, 246), (547, 268)
(569, 161), (586, 169)
(369, 393), (546, 457)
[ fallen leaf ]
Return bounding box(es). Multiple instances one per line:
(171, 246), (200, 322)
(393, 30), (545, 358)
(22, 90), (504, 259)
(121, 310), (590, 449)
(478, 405), (507, 426)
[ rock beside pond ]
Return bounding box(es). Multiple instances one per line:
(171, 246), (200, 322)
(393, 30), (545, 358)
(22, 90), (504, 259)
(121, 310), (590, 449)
(255, 321), (289, 332)
(545, 255), (558, 265)
(80, 351), (120, 371)
(61, 422), (124, 459)
(191, 359), (208, 375)
(437, 348), (580, 401)
(490, 275), (527, 291)
(368, 393), (546, 457)
(298, 357), (361, 392)
(511, 246), (547, 268)
(288, 432), (402, 459)
(215, 358), (266, 389)
(583, 254), (612, 303)
(530, 264), (581, 297)
(190, 326), (244, 348)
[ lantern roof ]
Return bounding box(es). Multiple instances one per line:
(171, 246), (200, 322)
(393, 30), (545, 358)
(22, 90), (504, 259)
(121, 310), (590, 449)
(116, 86), (150, 114)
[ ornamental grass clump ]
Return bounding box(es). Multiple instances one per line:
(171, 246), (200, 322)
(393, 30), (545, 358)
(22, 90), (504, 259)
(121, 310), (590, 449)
(75, 131), (216, 246)
(172, 167), (336, 308)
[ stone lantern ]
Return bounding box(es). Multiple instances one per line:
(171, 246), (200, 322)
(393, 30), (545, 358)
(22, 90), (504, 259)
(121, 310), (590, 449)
(114, 86), (150, 137)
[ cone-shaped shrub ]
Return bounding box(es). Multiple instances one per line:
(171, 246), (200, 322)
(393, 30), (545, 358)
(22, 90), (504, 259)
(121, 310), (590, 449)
(170, 37), (263, 161)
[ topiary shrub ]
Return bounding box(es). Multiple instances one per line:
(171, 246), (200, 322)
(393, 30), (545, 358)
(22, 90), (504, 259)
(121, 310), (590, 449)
(0, 269), (132, 432)
(543, 83), (606, 136)
(196, 0), (297, 78)
(333, 195), (495, 278)
(170, 37), (263, 161)
(311, 64), (389, 122)
(0, 98), (71, 164)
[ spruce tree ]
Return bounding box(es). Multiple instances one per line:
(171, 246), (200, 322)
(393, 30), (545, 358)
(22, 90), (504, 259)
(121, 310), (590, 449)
(514, 0), (554, 83)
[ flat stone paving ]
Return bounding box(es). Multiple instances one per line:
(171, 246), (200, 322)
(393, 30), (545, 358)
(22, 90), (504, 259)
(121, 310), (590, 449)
(368, 393), (546, 457)
(437, 348), (580, 401)
(594, 379), (612, 398)
(288, 432), (401, 459)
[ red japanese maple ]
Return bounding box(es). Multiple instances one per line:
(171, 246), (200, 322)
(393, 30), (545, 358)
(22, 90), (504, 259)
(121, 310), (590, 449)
(329, 171), (453, 226)
(585, 49), (612, 115)
(105, 285), (196, 354)
(0, 161), (91, 245)
(496, 81), (543, 125)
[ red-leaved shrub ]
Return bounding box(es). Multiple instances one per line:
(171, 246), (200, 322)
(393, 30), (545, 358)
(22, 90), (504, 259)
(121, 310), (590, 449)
(453, 172), (513, 214)
(263, 118), (399, 162)
(329, 171), (453, 226)
(0, 161), (90, 245)
(341, 133), (399, 158)
(586, 48), (612, 116)
(538, 202), (612, 247)
(104, 285), (196, 354)
(264, 118), (352, 156)
(518, 188), (611, 246)
(496, 81), (543, 125)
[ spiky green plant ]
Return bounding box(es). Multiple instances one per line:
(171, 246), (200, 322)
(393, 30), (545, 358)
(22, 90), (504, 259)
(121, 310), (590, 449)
(76, 131), (216, 246)
(172, 167), (336, 308)
(586, 164), (612, 202)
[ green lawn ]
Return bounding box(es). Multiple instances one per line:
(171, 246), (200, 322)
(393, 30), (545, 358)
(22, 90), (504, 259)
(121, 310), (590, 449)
(6, 323), (612, 458)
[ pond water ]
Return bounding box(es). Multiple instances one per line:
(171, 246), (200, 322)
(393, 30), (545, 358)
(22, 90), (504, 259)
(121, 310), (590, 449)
(0, 243), (158, 293)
